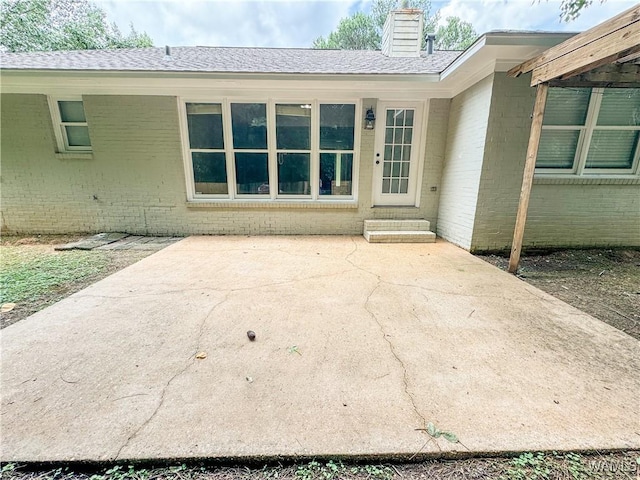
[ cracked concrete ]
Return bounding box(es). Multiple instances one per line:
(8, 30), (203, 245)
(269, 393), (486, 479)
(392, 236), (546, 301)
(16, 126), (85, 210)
(1, 236), (639, 462)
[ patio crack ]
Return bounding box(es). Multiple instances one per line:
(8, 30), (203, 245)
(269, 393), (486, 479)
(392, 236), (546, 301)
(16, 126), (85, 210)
(113, 293), (229, 461)
(362, 277), (429, 434)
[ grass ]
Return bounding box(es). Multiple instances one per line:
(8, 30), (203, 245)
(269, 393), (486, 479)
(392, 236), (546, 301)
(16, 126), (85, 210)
(0, 246), (110, 304)
(1, 452), (639, 480)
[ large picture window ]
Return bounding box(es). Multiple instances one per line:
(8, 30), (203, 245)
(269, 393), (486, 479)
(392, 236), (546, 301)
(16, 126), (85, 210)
(537, 87), (640, 175)
(182, 100), (358, 201)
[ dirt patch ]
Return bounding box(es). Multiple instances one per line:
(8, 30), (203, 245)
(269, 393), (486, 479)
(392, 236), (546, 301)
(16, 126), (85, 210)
(478, 249), (640, 340)
(0, 235), (154, 329)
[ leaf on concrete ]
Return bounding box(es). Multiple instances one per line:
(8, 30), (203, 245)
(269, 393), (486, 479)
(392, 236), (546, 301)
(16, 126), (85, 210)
(195, 352), (207, 359)
(426, 422), (436, 436)
(441, 432), (459, 443)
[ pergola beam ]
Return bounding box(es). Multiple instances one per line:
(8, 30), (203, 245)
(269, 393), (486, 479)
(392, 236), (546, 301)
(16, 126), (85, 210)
(508, 83), (548, 274)
(549, 62), (640, 88)
(508, 5), (640, 82)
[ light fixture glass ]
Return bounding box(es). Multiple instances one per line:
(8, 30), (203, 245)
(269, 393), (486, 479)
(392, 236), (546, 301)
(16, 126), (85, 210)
(364, 107), (376, 130)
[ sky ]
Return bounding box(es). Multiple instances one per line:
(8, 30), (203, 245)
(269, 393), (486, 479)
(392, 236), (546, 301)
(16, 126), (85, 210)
(96, 0), (638, 48)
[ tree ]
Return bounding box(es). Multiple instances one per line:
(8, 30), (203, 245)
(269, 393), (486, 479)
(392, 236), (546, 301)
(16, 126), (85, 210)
(313, 0), (477, 51)
(435, 17), (476, 50)
(558, 0), (595, 21)
(0, 0), (153, 53)
(313, 12), (379, 50)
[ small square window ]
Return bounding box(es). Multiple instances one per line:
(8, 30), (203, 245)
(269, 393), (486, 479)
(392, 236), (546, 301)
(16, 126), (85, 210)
(51, 99), (92, 152)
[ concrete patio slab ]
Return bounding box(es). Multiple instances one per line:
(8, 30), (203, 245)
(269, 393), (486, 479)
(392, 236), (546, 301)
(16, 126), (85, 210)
(1, 236), (638, 462)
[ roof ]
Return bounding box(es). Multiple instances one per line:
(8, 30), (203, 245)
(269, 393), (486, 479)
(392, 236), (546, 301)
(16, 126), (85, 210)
(0, 46), (461, 75)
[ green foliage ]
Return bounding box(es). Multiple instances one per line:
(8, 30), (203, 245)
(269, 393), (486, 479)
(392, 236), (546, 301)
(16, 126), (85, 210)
(0, 246), (109, 303)
(313, 12), (379, 50)
(0, 0), (153, 53)
(296, 460), (393, 480)
(559, 0), (594, 22)
(435, 16), (477, 50)
(313, 0), (476, 51)
(505, 452), (551, 480)
(424, 421), (459, 443)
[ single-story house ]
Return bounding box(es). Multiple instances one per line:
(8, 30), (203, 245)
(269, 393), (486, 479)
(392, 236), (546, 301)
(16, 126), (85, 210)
(1, 9), (638, 251)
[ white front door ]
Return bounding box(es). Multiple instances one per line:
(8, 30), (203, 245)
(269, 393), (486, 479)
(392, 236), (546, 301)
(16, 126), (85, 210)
(372, 102), (424, 206)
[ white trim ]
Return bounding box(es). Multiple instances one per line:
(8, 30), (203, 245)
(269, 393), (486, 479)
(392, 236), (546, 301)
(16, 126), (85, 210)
(47, 96), (92, 153)
(178, 97), (361, 204)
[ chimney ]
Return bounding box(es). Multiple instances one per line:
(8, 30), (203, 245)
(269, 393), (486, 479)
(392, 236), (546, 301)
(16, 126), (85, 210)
(381, 9), (424, 57)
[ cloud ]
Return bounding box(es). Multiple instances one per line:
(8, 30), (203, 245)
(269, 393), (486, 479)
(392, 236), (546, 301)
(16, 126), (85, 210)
(97, 0), (358, 47)
(98, 0), (639, 48)
(436, 0), (638, 34)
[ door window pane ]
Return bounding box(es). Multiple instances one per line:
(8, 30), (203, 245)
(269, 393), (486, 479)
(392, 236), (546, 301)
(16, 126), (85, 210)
(320, 104), (355, 150)
(319, 153), (353, 196)
(276, 104), (311, 150)
(585, 130), (638, 169)
(536, 130), (580, 168)
(543, 88), (591, 126)
(187, 103), (224, 149)
(277, 153), (310, 195)
(58, 101), (86, 122)
(231, 103), (267, 149)
(235, 153), (269, 194)
(192, 152), (228, 194)
(65, 126), (91, 147)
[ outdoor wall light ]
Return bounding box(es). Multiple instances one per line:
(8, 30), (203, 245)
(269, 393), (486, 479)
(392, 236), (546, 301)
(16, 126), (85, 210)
(364, 107), (376, 130)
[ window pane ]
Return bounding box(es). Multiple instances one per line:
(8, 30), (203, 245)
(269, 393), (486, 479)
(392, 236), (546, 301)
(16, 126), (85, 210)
(586, 130), (638, 169)
(276, 104), (311, 150)
(405, 110), (414, 127)
(192, 152), (228, 194)
(235, 153), (269, 194)
(187, 103), (224, 149)
(319, 152), (353, 196)
(543, 88), (591, 126)
(536, 130), (579, 169)
(597, 89), (640, 126)
(231, 103), (267, 149)
(277, 153), (310, 195)
(58, 101), (86, 122)
(320, 104), (355, 150)
(65, 126), (91, 147)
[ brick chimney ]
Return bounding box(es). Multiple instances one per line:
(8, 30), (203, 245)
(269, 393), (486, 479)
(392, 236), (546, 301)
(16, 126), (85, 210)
(381, 9), (424, 57)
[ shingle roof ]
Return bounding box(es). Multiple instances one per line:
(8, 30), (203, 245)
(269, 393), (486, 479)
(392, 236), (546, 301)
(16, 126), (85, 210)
(0, 46), (461, 75)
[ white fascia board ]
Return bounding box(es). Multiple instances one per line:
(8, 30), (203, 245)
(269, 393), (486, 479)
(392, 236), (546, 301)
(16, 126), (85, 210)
(0, 70), (450, 99)
(439, 31), (576, 96)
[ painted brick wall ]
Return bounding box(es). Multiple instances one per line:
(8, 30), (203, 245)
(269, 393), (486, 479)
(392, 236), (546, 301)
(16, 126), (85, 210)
(472, 73), (640, 251)
(1, 94), (449, 235)
(437, 74), (494, 249)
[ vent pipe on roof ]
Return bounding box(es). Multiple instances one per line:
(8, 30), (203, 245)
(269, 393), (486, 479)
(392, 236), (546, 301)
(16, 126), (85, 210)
(165, 45), (171, 56)
(426, 34), (436, 55)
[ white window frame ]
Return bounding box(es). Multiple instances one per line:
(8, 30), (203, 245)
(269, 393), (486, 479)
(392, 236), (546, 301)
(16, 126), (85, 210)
(536, 87), (640, 177)
(178, 97), (361, 203)
(48, 96), (92, 153)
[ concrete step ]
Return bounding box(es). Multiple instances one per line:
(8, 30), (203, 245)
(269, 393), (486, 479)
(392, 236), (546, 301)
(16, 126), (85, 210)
(364, 219), (431, 232)
(364, 230), (436, 243)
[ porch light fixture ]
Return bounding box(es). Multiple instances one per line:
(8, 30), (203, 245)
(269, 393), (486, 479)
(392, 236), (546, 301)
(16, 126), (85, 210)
(364, 107), (376, 130)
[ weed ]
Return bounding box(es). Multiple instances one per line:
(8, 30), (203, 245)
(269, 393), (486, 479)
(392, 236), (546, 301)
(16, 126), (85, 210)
(295, 460), (393, 480)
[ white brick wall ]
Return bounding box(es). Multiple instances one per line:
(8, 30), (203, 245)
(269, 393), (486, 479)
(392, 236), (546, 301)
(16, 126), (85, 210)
(473, 73), (640, 251)
(0, 94), (450, 235)
(437, 74), (494, 249)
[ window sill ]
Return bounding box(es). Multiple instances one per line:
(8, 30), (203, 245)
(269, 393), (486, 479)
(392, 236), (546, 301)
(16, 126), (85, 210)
(534, 175), (640, 185)
(55, 152), (93, 160)
(186, 200), (358, 209)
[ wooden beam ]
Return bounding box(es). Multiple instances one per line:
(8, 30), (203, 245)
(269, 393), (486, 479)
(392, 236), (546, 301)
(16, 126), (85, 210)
(530, 27), (640, 85)
(548, 60), (640, 87)
(508, 4), (640, 78)
(508, 83), (548, 274)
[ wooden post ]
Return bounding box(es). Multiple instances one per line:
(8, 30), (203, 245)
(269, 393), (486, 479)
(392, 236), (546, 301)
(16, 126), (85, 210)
(508, 83), (548, 274)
